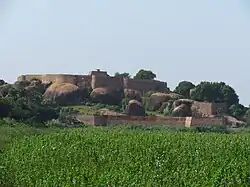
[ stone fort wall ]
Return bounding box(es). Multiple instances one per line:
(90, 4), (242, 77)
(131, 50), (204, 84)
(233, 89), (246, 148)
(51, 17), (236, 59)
(76, 114), (226, 127)
(193, 101), (228, 116)
(17, 70), (168, 92)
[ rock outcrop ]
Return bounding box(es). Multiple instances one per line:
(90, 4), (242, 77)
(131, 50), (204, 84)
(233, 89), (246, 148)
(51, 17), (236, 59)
(124, 88), (141, 102)
(171, 99), (193, 117)
(90, 87), (124, 105)
(44, 82), (84, 105)
(148, 92), (184, 111)
(125, 99), (146, 116)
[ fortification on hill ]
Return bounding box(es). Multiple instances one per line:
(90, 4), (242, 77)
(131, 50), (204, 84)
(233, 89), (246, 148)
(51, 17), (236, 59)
(17, 69), (169, 93)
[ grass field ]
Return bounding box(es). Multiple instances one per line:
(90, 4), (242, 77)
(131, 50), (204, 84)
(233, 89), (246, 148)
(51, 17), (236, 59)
(1, 123), (250, 186)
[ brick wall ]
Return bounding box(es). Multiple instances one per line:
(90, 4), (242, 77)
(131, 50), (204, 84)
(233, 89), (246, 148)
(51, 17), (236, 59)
(17, 74), (77, 84)
(75, 75), (92, 88)
(17, 71), (169, 93)
(17, 75), (43, 81)
(76, 114), (225, 128)
(193, 101), (228, 116)
(75, 114), (94, 125)
(124, 78), (168, 93)
(211, 102), (228, 114)
(191, 117), (225, 127)
(91, 75), (124, 90)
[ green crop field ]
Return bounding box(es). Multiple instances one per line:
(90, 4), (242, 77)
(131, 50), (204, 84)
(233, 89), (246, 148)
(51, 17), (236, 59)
(1, 124), (250, 186)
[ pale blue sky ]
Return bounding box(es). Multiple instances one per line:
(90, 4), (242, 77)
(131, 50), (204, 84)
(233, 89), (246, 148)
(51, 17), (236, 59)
(0, 1), (250, 105)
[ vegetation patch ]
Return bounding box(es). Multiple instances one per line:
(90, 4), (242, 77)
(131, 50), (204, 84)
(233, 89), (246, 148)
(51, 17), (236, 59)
(1, 126), (250, 186)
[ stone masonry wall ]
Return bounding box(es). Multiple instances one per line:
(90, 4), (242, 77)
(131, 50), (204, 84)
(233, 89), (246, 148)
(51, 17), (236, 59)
(91, 75), (124, 90)
(18, 71), (168, 93)
(193, 101), (228, 116)
(123, 78), (168, 93)
(17, 74), (76, 84)
(76, 114), (226, 127)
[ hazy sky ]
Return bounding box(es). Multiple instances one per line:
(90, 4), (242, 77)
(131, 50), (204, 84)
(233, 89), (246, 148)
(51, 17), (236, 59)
(0, 1), (250, 105)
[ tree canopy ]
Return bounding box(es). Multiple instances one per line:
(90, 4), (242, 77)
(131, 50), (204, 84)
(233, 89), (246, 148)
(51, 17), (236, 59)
(228, 104), (248, 120)
(133, 69), (156, 80)
(0, 83), (60, 122)
(190, 81), (239, 106)
(174, 81), (195, 98)
(114, 72), (131, 78)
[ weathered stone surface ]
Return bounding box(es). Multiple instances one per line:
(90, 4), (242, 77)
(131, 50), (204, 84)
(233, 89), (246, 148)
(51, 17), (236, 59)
(148, 92), (184, 111)
(172, 103), (192, 117)
(90, 87), (124, 105)
(124, 88), (141, 101)
(44, 82), (84, 105)
(125, 100), (146, 116)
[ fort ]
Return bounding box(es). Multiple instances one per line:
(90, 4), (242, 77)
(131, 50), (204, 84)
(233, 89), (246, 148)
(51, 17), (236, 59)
(17, 69), (168, 93)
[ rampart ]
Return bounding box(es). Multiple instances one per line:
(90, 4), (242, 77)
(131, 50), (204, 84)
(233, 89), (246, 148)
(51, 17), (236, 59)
(123, 78), (168, 93)
(91, 75), (124, 90)
(76, 114), (226, 127)
(17, 69), (168, 93)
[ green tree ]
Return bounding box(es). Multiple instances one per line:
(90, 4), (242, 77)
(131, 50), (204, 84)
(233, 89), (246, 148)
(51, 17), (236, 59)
(0, 82), (60, 122)
(228, 104), (248, 120)
(174, 81), (195, 98)
(190, 82), (239, 106)
(134, 69), (156, 80)
(0, 79), (6, 86)
(0, 98), (12, 117)
(114, 72), (131, 78)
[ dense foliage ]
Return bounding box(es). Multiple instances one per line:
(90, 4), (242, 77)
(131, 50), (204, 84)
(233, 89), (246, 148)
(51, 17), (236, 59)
(174, 81), (195, 98)
(1, 127), (250, 186)
(134, 69), (156, 80)
(190, 81), (239, 106)
(228, 104), (248, 120)
(0, 83), (60, 122)
(114, 72), (131, 78)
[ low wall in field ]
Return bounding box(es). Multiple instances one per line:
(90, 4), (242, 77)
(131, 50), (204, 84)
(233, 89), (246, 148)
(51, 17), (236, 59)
(76, 114), (226, 128)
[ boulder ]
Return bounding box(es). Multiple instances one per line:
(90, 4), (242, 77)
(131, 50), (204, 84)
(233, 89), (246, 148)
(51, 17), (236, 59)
(148, 92), (170, 111)
(167, 93), (184, 100)
(224, 115), (245, 127)
(26, 79), (51, 93)
(173, 99), (194, 108)
(172, 103), (192, 117)
(124, 88), (141, 102)
(44, 82), (84, 105)
(13, 80), (30, 89)
(125, 100), (146, 116)
(98, 108), (125, 116)
(171, 99), (194, 117)
(148, 92), (184, 111)
(90, 87), (124, 105)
